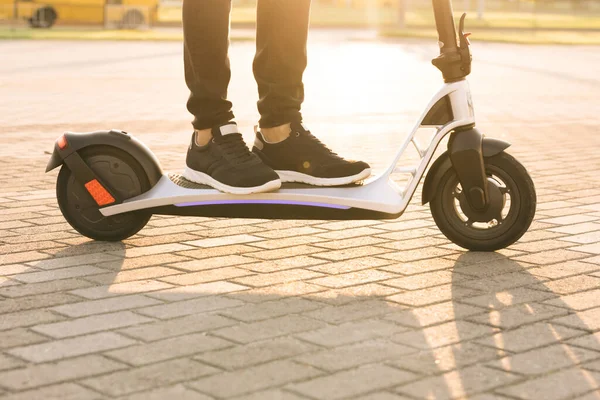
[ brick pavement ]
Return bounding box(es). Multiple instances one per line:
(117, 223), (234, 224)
(1, 33), (600, 399)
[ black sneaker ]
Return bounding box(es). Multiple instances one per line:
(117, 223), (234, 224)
(184, 123), (281, 194)
(252, 122), (371, 186)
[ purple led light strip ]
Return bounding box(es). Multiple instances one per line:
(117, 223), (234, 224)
(175, 200), (350, 210)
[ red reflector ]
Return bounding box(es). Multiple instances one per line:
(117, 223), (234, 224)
(57, 134), (68, 150)
(84, 179), (115, 206)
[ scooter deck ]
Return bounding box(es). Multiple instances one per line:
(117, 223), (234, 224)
(145, 174), (401, 221)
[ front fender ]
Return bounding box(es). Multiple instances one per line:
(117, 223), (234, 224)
(45, 130), (163, 188)
(421, 137), (511, 205)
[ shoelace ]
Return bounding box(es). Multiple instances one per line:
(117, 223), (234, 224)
(216, 133), (255, 164)
(300, 131), (343, 160)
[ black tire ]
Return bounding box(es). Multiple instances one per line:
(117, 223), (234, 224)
(430, 152), (536, 252)
(31, 7), (57, 28)
(57, 146), (152, 241)
(121, 9), (145, 29)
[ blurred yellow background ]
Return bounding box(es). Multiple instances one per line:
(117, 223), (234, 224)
(1, 0), (599, 44)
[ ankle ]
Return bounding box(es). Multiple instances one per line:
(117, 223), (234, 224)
(194, 128), (213, 146)
(261, 123), (291, 144)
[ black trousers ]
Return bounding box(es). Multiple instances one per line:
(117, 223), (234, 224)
(183, 0), (311, 130)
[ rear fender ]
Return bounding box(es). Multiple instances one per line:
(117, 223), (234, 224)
(45, 130), (163, 188)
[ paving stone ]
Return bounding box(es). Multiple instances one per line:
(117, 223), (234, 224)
(389, 342), (505, 375)
(310, 245), (390, 261)
(167, 255), (257, 272)
(295, 339), (415, 371)
(545, 289), (600, 311)
(569, 332), (600, 352)
(84, 266), (182, 284)
(189, 360), (321, 398)
(535, 275), (600, 295)
(384, 301), (485, 328)
(395, 365), (519, 400)
(0, 353), (25, 371)
(0, 383), (104, 400)
(136, 296), (243, 319)
(382, 270), (471, 290)
(97, 253), (190, 271)
(28, 253), (120, 270)
(0, 292), (81, 314)
(231, 268), (324, 288)
(573, 243), (600, 255)
(287, 364), (417, 400)
(466, 302), (569, 329)
(184, 234), (263, 248)
(218, 297), (322, 322)
(51, 294), (162, 317)
(11, 265), (107, 283)
(305, 299), (403, 324)
(7, 332), (137, 363)
(147, 280), (249, 301)
(117, 384), (214, 400)
(196, 337), (318, 370)
(552, 307), (600, 331)
(475, 322), (584, 353)
(81, 358), (218, 397)
(453, 259), (534, 277)
(105, 332), (231, 365)
(231, 281), (325, 302)
(68, 279), (173, 299)
(488, 343), (600, 375)
(0, 264), (37, 275)
(312, 283), (401, 305)
(456, 272), (547, 293)
(0, 355), (126, 390)
(118, 313), (236, 342)
(513, 249), (589, 265)
(116, 243), (194, 258)
(32, 311), (153, 338)
(0, 328), (47, 350)
(0, 252), (54, 266)
(387, 284), (481, 307)
(240, 256), (326, 273)
(309, 269), (397, 289)
(378, 247), (457, 263)
(497, 368), (600, 400)
(308, 257), (391, 274)
(392, 321), (497, 350)
(460, 287), (558, 309)
(213, 315), (327, 344)
(230, 389), (308, 400)
(296, 318), (408, 347)
(0, 309), (64, 331)
(0, 278), (92, 298)
(571, 390), (600, 400)
(160, 267), (253, 286)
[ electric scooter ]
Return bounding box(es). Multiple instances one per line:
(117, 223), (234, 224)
(46, 0), (536, 252)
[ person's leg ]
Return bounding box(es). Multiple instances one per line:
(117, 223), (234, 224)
(251, 0), (371, 186)
(183, 0), (234, 136)
(253, 0), (310, 131)
(182, 0), (280, 194)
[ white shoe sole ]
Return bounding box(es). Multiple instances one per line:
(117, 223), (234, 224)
(183, 167), (281, 195)
(276, 168), (372, 186)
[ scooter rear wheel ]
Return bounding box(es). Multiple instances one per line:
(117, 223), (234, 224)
(430, 152), (536, 251)
(56, 146), (152, 241)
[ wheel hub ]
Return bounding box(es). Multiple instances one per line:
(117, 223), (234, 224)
(458, 177), (505, 223)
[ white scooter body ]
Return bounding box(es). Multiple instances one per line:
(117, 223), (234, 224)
(99, 80), (475, 218)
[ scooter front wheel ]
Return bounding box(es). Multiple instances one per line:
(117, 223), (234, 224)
(430, 152), (536, 251)
(56, 145), (152, 241)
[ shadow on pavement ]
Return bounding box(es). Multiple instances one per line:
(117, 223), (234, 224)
(2, 244), (600, 399)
